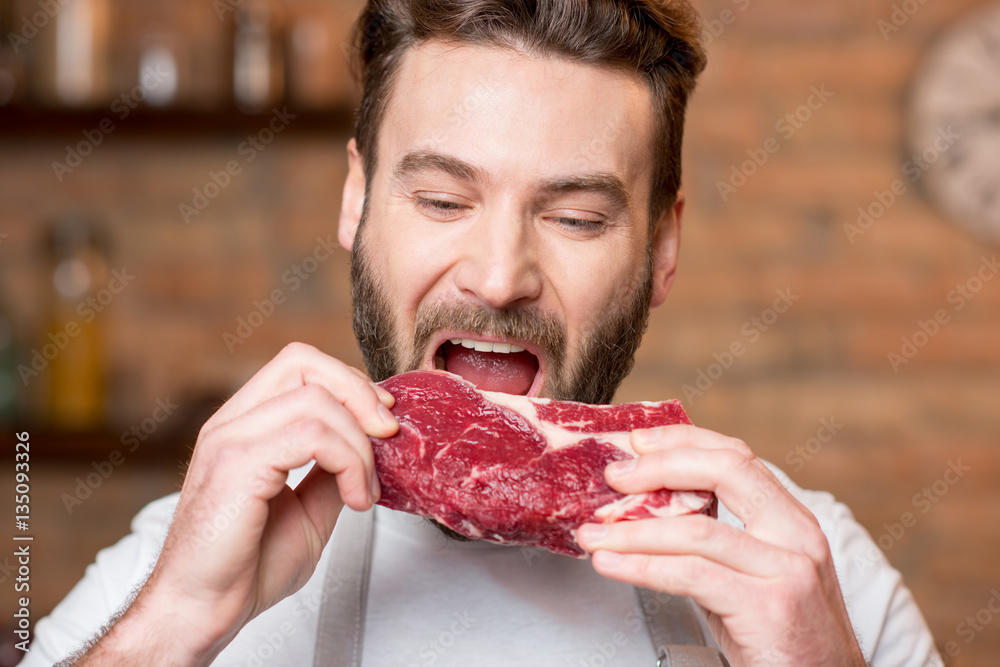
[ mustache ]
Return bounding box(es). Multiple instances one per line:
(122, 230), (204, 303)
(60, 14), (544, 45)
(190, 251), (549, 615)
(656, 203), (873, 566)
(408, 302), (566, 372)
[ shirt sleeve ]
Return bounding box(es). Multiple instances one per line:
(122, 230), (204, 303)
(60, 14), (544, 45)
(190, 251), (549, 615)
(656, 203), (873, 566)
(19, 492), (179, 667)
(759, 464), (943, 666)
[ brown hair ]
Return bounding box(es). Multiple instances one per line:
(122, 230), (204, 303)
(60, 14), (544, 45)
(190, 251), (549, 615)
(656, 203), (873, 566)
(348, 0), (706, 226)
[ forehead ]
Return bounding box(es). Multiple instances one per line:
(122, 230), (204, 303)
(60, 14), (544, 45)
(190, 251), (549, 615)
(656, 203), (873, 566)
(377, 40), (657, 203)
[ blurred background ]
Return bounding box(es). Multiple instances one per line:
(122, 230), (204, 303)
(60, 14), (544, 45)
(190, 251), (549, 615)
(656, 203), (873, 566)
(0, 0), (998, 664)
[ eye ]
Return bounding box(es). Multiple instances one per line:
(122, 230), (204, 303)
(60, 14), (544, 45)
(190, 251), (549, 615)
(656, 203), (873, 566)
(555, 216), (603, 231)
(414, 196), (470, 218)
(548, 215), (606, 237)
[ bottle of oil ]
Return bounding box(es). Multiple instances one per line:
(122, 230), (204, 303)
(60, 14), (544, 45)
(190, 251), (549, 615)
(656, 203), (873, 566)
(44, 217), (108, 431)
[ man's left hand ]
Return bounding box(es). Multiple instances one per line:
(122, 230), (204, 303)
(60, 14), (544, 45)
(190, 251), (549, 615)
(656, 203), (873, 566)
(576, 424), (867, 667)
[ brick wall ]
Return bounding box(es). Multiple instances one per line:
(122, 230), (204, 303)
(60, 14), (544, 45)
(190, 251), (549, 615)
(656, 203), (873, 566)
(0, 0), (998, 663)
(621, 1), (1000, 663)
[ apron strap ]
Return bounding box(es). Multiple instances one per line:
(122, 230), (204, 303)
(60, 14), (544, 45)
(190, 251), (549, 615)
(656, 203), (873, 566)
(313, 507), (375, 667)
(312, 509), (729, 667)
(636, 588), (731, 666)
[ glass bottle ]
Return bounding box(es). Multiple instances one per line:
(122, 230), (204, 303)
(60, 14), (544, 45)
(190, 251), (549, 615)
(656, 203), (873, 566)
(44, 217), (108, 430)
(233, 0), (284, 113)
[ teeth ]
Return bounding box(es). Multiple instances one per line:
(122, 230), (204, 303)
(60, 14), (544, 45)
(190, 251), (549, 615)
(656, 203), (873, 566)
(447, 338), (526, 354)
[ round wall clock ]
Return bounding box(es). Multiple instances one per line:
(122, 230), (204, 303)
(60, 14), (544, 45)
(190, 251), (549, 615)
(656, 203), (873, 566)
(907, 2), (1000, 245)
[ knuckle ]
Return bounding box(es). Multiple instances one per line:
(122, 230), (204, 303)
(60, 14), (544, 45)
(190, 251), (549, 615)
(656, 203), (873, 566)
(333, 364), (376, 400)
(685, 515), (715, 544)
(683, 555), (706, 582)
(358, 378), (381, 404)
(728, 437), (753, 457)
(631, 554), (653, 580)
(799, 522), (832, 565)
(328, 433), (365, 467)
(759, 584), (792, 627)
(278, 341), (317, 361)
(354, 370), (380, 394)
(784, 552), (820, 592)
(348, 365), (371, 380)
(298, 382), (334, 406)
(293, 417), (329, 441)
(721, 449), (754, 475)
(210, 441), (249, 472)
(195, 420), (219, 447)
(340, 441), (365, 468)
(327, 356), (362, 384)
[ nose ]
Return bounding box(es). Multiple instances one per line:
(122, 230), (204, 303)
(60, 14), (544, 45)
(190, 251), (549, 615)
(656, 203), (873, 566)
(452, 210), (542, 310)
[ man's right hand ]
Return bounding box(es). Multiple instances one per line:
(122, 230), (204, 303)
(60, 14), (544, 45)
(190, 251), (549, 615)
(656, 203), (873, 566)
(76, 342), (398, 665)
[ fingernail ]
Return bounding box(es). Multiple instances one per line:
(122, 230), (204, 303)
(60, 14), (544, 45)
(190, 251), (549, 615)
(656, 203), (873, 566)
(578, 523), (608, 542)
(607, 458), (636, 479)
(370, 469), (381, 504)
(378, 402), (397, 427)
(595, 551), (623, 567)
(632, 427), (662, 448)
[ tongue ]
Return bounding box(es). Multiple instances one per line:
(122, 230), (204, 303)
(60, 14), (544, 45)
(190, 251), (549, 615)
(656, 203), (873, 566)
(445, 345), (538, 395)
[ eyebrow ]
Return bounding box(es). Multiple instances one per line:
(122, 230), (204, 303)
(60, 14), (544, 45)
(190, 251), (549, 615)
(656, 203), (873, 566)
(391, 149), (633, 216)
(393, 150), (489, 186)
(540, 174), (632, 217)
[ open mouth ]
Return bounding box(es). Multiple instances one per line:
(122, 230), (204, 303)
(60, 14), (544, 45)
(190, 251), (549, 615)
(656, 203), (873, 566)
(430, 336), (543, 396)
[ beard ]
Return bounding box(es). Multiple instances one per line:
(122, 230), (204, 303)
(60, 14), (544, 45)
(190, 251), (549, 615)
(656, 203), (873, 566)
(350, 228), (654, 405)
(349, 211), (655, 543)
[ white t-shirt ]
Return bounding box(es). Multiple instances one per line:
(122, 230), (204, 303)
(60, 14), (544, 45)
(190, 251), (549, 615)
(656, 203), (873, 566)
(22, 462), (943, 666)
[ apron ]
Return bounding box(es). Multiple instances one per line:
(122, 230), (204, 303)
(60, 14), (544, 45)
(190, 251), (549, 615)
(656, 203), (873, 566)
(313, 509), (730, 667)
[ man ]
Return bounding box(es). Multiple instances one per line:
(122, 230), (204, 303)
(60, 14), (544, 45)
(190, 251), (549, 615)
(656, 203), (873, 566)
(26, 0), (940, 665)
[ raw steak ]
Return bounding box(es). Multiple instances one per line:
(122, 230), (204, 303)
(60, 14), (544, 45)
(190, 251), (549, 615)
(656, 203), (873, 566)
(371, 370), (716, 557)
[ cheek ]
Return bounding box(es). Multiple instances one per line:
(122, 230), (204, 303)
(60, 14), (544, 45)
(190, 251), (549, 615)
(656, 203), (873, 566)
(368, 206), (456, 323)
(550, 238), (641, 326)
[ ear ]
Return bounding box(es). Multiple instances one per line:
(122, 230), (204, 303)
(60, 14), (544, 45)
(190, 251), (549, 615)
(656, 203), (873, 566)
(338, 137), (366, 251)
(649, 192), (684, 309)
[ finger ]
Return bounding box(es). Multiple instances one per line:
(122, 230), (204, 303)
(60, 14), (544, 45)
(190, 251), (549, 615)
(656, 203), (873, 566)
(577, 514), (791, 578)
(235, 417), (374, 511)
(604, 447), (811, 546)
(208, 342), (398, 437)
(631, 423), (748, 455)
(373, 383), (396, 409)
(348, 365), (396, 408)
(292, 464), (348, 545)
(590, 551), (751, 618)
(207, 383), (378, 494)
(621, 426), (830, 559)
(183, 416), (375, 566)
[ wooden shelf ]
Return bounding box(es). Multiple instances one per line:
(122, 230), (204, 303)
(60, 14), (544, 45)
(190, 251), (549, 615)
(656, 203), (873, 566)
(18, 394), (226, 463)
(21, 427), (190, 464)
(0, 104), (357, 139)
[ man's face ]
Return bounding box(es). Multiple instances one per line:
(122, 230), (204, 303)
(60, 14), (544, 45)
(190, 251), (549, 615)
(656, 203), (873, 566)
(342, 41), (679, 404)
